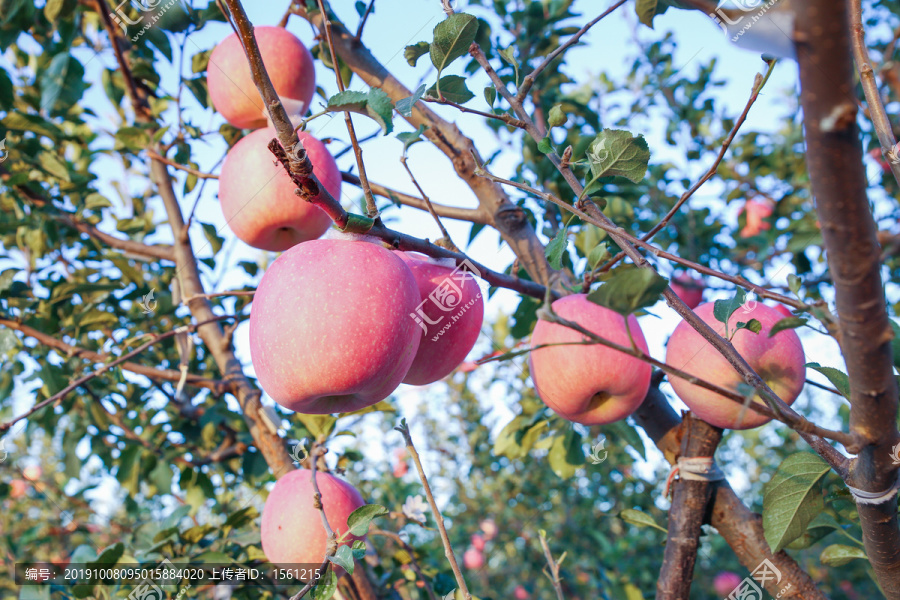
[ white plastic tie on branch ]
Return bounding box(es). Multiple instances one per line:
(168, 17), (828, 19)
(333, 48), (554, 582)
(664, 456), (725, 498)
(847, 477), (900, 505)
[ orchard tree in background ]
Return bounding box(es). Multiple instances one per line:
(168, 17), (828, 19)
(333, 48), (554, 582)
(2, 0), (900, 598)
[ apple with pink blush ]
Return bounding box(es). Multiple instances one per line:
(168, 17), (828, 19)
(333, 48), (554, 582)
(219, 127), (340, 252)
(207, 26), (316, 129)
(528, 294), (652, 425)
(665, 302), (806, 429)
(261, 468), (365, 573)
(249, 239), (421, 414)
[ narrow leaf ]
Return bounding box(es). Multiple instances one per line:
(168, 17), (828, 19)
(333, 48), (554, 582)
(806, 363), (851, 400)
(618, 509), (666, 533)
(769, 316), (807, 337)
(820, 544), (867, 567)
(544, 227), (568, 270)
(395, 84), (426, 117)
(346, 504), (388, 537)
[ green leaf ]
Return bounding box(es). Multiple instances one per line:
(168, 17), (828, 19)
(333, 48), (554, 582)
(351, 539), (366, 560)
(548, 428), (584, 479)
(537, 136), (553, 154)
(770, 316), (807, 337)
(484, 86), (496, 108)
(586, 129), (650, 183)
(618, 509), (667, 533)
(365, 87), (394, 134)
(191, 49), (213, 74)
(545, 227), (568, 270)
(548, 104), (566, 128)
(90, 543), (124, 566)
(404, 42), (431, 67)
(311, 568), (338, 599)
(587, 268), (669, 316)
(762, 453), (830, 553)
(396, 124), (428, 154)
(787, 274), (802, 295)
(430, 13), (479, 76)
(713, 288), (748, 329)
(2, 112), (63, 141)
(296, 414), (337, 440)
(820, 544), (867, 567)
(39, 53), (86, 114)
(734, 318), (762, 334)
(0, 67), (12, 108)
(806, 363), (851, 400)
(327, 90), (369, 113)
(426, 75), (474, 104)
(114, 126), (151, 152)
(327, 545), (355, 574)
(635, 0), (670, 28)
(396, 84), (425, 117)
(354, 1), (366, 16)
(587, 242), (610, 270)
(200, 222), (224, 256)
(346, 504), (388, 537)
(39, 151), (71, 181)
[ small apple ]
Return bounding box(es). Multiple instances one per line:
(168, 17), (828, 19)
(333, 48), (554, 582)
(738, 198), (774, 238)
(670, 274), (704, 309)
(514, 585), (530, 600)
(261, 468), (365, 573)
(22, 465), (41, 481)
(462, 547), (484, 570)
(528, 294), (652, 425)
(9, 479), (26, 498)
(392, 448), (408, 478)
(470, 533), (485, 551)
(219, 127), (340, 251)
(713, 572), (742, 596)
(479, 518), (498, 540)
(208, 26), (315, 129)
(396, 253), (484, 385)
(249, 239), (422, 414)
(665, 302), (806, 429)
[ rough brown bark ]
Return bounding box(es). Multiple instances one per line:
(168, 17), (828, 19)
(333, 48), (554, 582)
(633, 388), (828, 600)
(795, 0), (900, 593)
(657, 413), (723, 600)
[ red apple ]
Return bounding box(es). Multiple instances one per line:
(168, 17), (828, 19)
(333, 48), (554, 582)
(208, 26), (315, 129)
(713, 572), (742, 596)
(670, 274), (704, 309)
(665, 302), (805, 429)
(462, 547), (484, 570)
(738, 198), (774, 238)
(261, 468), (365, 572)
(392, 448), (409, 478)
(219, 127), (340, 251)
(514, 585), (530, 600)
(470, 533), (485, 551)
(249, 239), (421, 414)
(9, 479), (26, 498)
(528, 294), (652, 425)
(396, 253), (484, 385)
(479, 518), (498, 540)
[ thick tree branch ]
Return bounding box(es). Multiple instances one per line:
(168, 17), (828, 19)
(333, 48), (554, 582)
(657, 413), (723, 599)
(633, 387), (828, 600)
(796, 0), (900, 592)
(292, 3), (554, 286)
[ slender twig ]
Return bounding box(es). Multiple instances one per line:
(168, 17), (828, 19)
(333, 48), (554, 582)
(602, 59), (777, 271)
(0, 316), (232, 433)
(421, 96), (526, 128)
(316, 0), (378, 217)
(342, 171), (488, 223)
(395, 420), (472, 600)
(538, 531), (566, 600)
(517, 0), (628, 101)
(53, 213), (175, 262)
(181, 290), (256, 303)
(354, 0), (375, 39)
(370, 529), (438, 600)
(400, 153), (457, 249)
(147, 150), (219, 179)
(850, 0), (900, 186)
